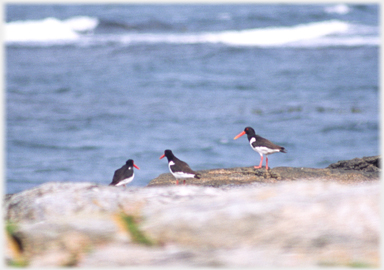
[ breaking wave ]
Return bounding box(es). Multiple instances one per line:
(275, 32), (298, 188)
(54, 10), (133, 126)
(6, 16), (98, 43)
(5, 17), (378, 48)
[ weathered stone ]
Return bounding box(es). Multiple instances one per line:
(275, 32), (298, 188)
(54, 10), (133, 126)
(3, 156), (380, 267)
(13, 216), (130, 259)
(327, 155), (380, 172)
(142, 182), (379, 251)
(4, 179), (380, 267)
(148, 156), (380, 187)
(77, 244), (216, 267)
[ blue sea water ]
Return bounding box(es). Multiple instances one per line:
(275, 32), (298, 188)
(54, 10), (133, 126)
(6, 4), (379, 194)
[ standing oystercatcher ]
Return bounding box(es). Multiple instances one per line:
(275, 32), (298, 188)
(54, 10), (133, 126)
(109, 159), (140, 187)
(234, 126), (286, 170)
(160, 149), (201, 185)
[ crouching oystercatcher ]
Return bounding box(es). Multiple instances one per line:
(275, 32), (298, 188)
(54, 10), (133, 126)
(160, 149), (201, 185)
(109, 159), (140, 187)
(234, 126), (286, 170)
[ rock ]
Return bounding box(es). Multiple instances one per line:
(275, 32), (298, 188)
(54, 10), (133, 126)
(147, 166), (281, 187)
(77, 243), (215, 267)
(327, 155), (380, 172)
(148, 156), (380, 187)
(4, 179), (380, 267)
(5, 182), (141, 222)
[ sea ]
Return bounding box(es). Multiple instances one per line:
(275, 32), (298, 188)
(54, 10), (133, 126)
(5, 4), (379, 194)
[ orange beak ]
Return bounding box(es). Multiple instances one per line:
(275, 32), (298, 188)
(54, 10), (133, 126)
(159, 154), (165, 159)
(234, 130), (246, 140)
(133, 164), (140, 170)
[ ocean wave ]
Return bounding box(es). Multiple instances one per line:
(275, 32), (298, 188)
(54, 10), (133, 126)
(5, 17), (378, 48)
(12, 139), (100, 151)
(5, 16), (98, 43)
(109, 20), (379, 48)
(324, 4), (351, 15)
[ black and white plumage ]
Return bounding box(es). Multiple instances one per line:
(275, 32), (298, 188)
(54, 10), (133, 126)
(109, 159), (140, 187)
(160, 149), (201, 185)
(234, 126), (286, 170)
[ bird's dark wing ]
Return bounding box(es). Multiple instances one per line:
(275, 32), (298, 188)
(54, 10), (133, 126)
(253, 135), (286, 152)
(109, 165), (130, 185)
(171, 158), (198, 174)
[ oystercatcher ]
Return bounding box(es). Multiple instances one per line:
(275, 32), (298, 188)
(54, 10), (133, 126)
(160, 149), (201, 185)
(234, 126), (286, 170)
(109, 159), (140, 187)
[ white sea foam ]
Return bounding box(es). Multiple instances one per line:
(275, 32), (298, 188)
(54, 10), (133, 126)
(195, 20), (351, 46)
(5, 16), (98, 43)
(5, 18), (378, 48)
(324, 4), (351, 15)
(62, 16), (99, 33)
(115, 20), (378, 48)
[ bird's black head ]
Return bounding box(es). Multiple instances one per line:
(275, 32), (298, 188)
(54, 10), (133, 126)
(244, 126), (256, 135)
(160, 149), (175, 160)
(234, 126), (257, 140)
(125, 159), (134, 166)
(125, 159), (140, 170)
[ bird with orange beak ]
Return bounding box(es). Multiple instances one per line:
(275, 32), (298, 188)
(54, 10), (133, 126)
(234, 126), (286, 170)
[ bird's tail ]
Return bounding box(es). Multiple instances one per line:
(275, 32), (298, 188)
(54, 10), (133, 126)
(194, 173), (201, 179)
(281, 147), (287, 153)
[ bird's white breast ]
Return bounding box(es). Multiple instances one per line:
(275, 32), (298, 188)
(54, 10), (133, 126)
(249, 137), (256, 145)
(168, 160), (175, 172)
(115, 173), (134, 186)
(168, 160), (195, 179)
(253, 146), (280, 156)
(171, 171), (196, 179)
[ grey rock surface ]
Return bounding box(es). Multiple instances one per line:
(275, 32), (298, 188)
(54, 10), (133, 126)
(327, 155), (380, 172)
(148, 156), (380, 187)
(4, 179), (380, 267)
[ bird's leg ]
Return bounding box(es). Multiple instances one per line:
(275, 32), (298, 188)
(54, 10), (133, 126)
(254, 156), (263, 169)
(183, 179), (186, 185)
(176, 179), (179, 185)
(266, 157), (269, 170)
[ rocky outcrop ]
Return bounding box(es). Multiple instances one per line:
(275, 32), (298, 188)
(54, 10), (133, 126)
(5, 181), (380, 267)
(4, 156), (380, 267)
(148, 155), (380, 187)
(327, 155), (380, 172)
